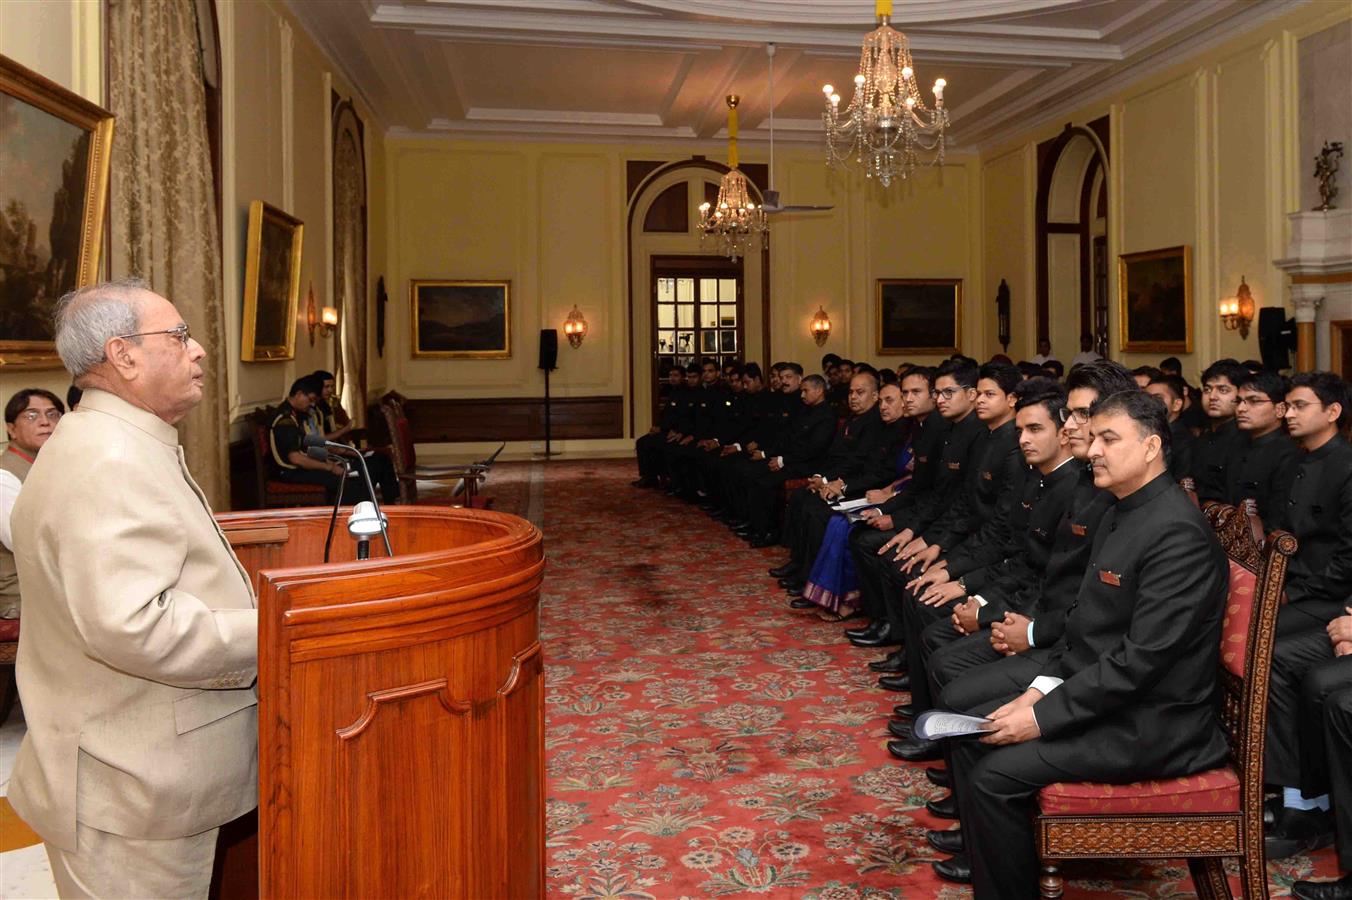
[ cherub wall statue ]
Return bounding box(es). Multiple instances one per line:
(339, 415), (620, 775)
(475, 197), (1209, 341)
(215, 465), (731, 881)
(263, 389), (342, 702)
(1314, 140), (1344, 211)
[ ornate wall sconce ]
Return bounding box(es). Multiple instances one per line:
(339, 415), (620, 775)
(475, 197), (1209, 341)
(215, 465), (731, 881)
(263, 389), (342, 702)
(306, 284), (339, 345)
(563, 305), (588, 348)
(810, 306), (832, 346)
(1219, 276), (1255, 339)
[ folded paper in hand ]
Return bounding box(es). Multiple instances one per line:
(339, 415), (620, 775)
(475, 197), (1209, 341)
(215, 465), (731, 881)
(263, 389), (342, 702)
(913, 710), (992, 741)
(830, 497), (874, 512)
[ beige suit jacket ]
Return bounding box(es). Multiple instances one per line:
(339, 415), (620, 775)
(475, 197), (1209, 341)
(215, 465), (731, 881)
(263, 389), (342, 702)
(9, 390), (258, 851)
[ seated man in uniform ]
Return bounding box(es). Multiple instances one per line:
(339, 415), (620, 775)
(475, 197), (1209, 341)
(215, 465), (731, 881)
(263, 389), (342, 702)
(634, 365), (688, 487)
(1144, 372), (1196, 481)
(309, 369), (355, 442)
(269, 377), (373, 505)
(1263, 371), (1352, 860)
(938, 389), (1230, 896)
(741, 374), (838, 547)
(1192, 358), (1248, 501)
(1227, 369), (1298, 530)
(2, 389), (66, 620)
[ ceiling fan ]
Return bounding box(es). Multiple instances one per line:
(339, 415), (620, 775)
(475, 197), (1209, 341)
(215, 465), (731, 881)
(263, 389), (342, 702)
(760, 42), (834, 215)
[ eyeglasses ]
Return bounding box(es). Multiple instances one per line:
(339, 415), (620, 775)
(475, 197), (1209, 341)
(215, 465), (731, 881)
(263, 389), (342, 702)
(1286, 399), (1321, 412)
(18, 409), (63, 424)
(1236, 396), (1275, 407)
(1058, 406), (1092, 424)
(116, 323), (191, 349)
(933, 387), (962, 400)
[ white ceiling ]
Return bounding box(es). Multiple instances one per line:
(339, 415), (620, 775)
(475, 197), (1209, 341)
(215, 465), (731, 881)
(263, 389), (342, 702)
(286, 0), (1308, 150)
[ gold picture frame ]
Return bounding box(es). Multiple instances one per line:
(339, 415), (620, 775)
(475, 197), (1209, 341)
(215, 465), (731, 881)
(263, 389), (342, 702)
(410, 280), (511, 359)
(0, 54), (114, 369)
(241, 200), (304, 361)
(1119, 245), (1192, 353)
(876, 278), (963, 355)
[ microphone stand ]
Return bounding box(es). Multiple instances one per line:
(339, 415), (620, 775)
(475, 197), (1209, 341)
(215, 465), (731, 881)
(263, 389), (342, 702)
(304, 434), (394, 558)
(322, 456), (350, 564)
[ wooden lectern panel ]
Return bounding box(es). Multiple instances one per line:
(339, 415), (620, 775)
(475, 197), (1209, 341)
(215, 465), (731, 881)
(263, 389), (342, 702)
(217, 506), (545, 899)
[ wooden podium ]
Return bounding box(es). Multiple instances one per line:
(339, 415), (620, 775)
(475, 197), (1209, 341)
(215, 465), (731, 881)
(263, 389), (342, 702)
(212, 505), (545, 899)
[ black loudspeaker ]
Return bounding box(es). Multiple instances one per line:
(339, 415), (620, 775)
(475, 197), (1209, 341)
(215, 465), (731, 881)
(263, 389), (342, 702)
(1258, 308), (1296, 371)
(538, 329), (558, 371)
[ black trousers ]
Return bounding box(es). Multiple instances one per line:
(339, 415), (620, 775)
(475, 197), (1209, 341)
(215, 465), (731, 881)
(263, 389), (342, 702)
(892, 573), (959, 711)
(849, 526), (898, 622)
(923, 621), (1000, 705)
(938, 650), (1048, 715)
(1265, 625), (1336, 787)
(951, 713), (1199, 900)
(785, 490), (836, 580)
(635, 431), (669, 479)
(746, 468), (794, 536)
(275, 467), (372, 505)
(1295, 655), (1352, 798)
(1325, 684), (1352, 870)
(365, 452), (400, 505)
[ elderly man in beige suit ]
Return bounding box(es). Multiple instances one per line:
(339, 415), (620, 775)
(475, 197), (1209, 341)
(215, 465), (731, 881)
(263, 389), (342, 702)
(10, 278), (258, 898)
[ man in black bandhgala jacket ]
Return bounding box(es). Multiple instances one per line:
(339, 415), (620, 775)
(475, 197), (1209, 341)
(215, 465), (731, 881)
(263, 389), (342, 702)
(942, 390), (1230, 899)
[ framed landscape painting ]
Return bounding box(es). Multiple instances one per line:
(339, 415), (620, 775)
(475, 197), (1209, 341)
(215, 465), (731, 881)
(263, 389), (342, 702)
(877, 278), (963, 355)
(0, 54), (114, 368)
(241, 200), (304, 361)
(411, 280), (511, 359)
(1119, 245), (1192, 353)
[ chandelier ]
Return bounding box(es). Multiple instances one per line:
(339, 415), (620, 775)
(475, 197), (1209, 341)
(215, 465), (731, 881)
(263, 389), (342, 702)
(699, 94), (767, 261)
(821, 0), (949, 187)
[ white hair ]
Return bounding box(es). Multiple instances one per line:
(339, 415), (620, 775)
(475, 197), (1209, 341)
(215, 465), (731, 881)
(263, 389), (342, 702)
(53, 278), (150, 377)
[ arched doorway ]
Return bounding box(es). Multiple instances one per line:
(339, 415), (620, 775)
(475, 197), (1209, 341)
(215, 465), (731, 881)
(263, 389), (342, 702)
(626, 160), (768, 435)
(1036, 121), (1110, 362)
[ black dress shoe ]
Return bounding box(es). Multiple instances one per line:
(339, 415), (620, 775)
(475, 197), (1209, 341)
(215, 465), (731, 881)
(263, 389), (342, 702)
(926, 828), (964, 855)
(733, 525), (753, 536)
(777, 577), (799, 588)
(869, 651), (907, 673)
(631, 477), (657, 488)
(932, 853), (972, 884)
(1292, 874), (1352, 900)
(886, 719), (912, 740)
(789, 597), (816, 609)
(749, 533), (779, 548)
(1266, 807), (1335, 860)
(768, 562), (797, 578)
(850, 625), (902, 648)
(926, 791), (959, 820)
(888, 737), (942, 762)
(782, 582), (806, 595)
(925, 767), (951, 789)
(877, 673), (911, 692)
(893, 703), (917, 720)
(844, 622), (880, 640)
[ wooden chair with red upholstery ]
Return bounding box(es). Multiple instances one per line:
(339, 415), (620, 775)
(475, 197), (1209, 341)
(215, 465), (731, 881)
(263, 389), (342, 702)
(1034, 498), (1297, 900)
(246, 406), (327, 509)
(376, 392), (494, 507)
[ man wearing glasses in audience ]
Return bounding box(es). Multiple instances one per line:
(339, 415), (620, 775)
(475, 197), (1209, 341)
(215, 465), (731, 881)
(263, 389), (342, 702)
(2, 389), (66, 620)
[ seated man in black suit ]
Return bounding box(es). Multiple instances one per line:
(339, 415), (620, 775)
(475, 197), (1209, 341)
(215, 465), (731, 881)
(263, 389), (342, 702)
(634, 364), (688, 487)
(741, 373), (838, 546)
(1227, 369), (1299, 531)
(1264, 371), (1352, 860)
(937, 389), (1230, 897)
(1279, 606), (1352, 899)
(1192, 358), (1248, 500)
(1144, 372), (1196, 481)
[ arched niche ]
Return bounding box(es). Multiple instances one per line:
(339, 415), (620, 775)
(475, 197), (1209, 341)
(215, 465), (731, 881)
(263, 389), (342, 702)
(626, 160), (768, 435)
(1036, 121), (1110, 363)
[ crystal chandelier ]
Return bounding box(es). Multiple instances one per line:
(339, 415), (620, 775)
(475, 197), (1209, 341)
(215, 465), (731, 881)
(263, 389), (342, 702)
(821, 0), (949, 187)
(699, 94), (766, 261)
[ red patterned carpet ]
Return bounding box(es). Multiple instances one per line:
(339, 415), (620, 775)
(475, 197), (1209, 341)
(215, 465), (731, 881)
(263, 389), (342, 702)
(534, 458), (1339, 899)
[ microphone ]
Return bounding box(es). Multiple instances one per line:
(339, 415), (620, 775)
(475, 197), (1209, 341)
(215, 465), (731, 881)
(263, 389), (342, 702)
(304, 433), (393, 558)
(347, 501), (386, 560)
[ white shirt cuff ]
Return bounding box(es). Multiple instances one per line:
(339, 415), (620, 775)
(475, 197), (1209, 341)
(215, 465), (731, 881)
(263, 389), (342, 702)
(732, 443), (741, 451)
(1029, 675), (1063, 696)
(1027, 621), (1036, 647)
(776, 456), (784, 467)
(972, 594), (987, 607)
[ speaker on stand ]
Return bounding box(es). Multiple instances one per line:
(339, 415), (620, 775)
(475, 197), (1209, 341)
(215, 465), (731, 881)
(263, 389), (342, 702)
(538, 329), (560, 458)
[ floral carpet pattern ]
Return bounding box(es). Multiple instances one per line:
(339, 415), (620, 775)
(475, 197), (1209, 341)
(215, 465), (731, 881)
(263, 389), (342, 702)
(536, 459), (1340, 898)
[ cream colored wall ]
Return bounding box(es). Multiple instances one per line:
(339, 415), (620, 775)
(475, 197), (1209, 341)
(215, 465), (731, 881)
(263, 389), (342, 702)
(220, 0), (385, 430)
(0, 0), (384, 443)
(0, 0), (101, 409)
(383, 139), (981, 447)
(978, 1), (1352, 379)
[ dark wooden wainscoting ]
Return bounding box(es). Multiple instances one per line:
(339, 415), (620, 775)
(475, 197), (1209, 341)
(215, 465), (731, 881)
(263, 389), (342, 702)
(399, 396), (624, 444)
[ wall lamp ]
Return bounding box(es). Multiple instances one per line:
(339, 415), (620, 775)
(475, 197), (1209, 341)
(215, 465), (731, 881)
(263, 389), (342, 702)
(810, 306), (832, 346)
(563, 305), (588, 348)
(306, 284), (339, 345)
(1219, 276), (1255, 339)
